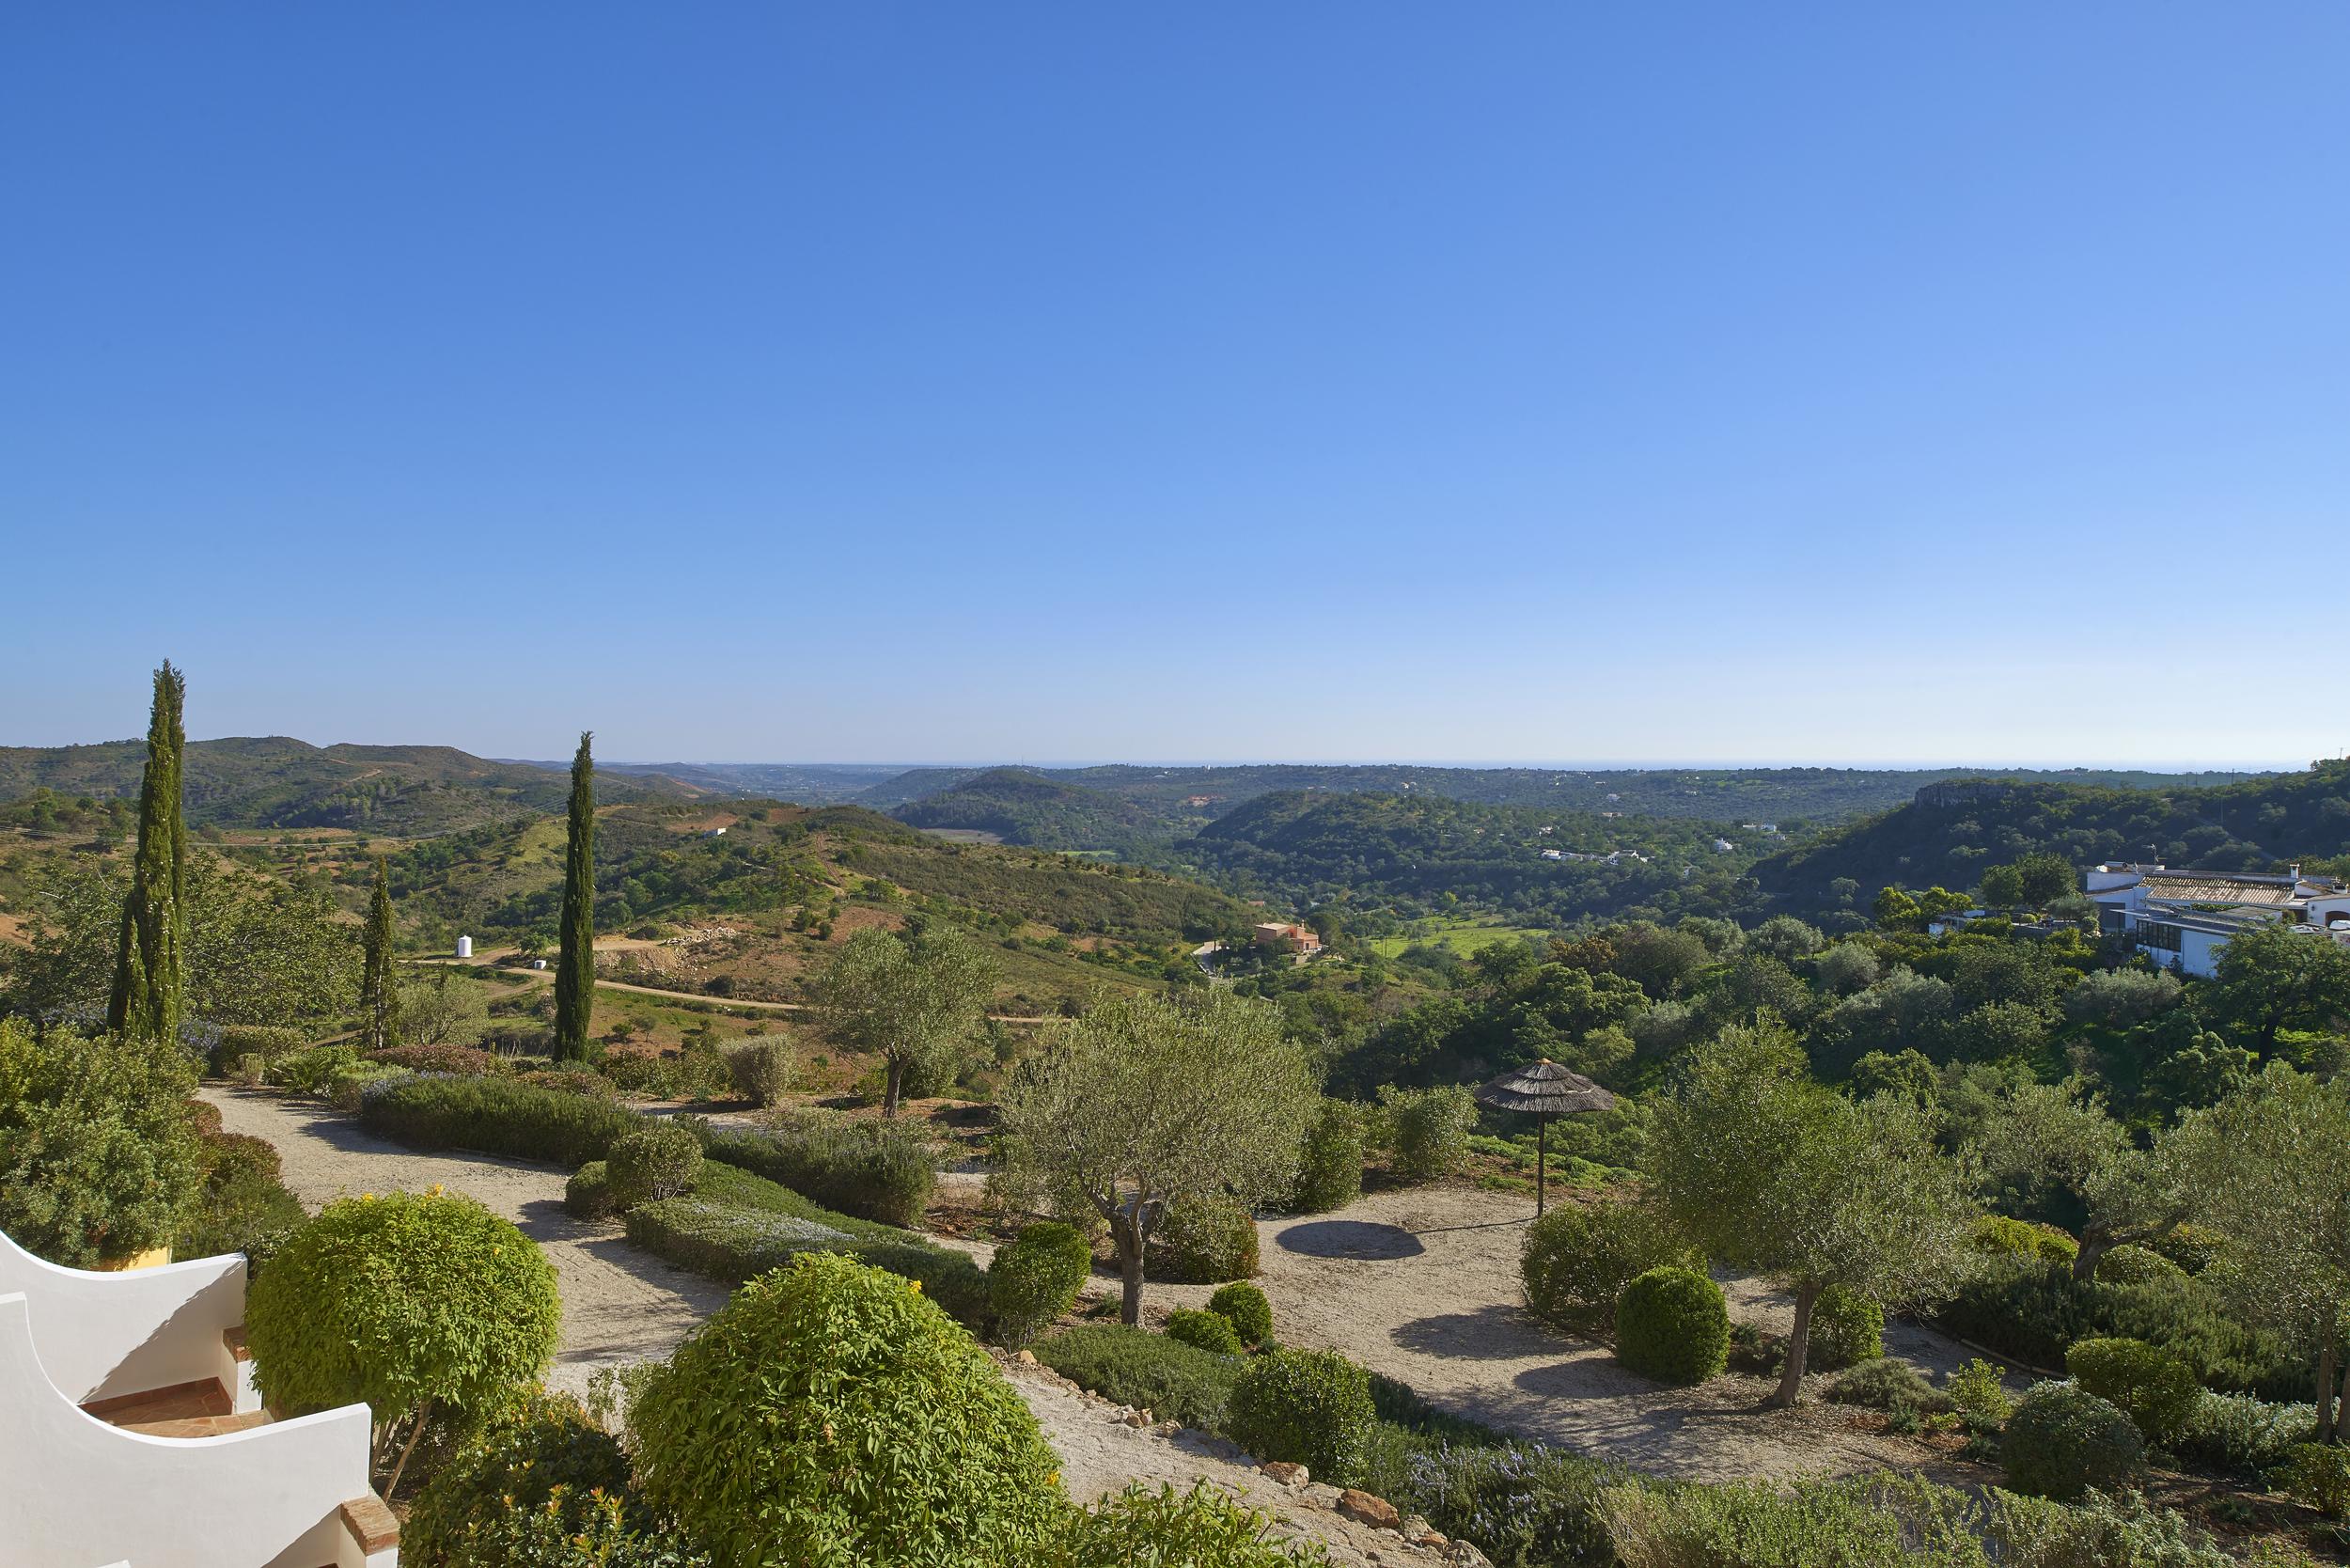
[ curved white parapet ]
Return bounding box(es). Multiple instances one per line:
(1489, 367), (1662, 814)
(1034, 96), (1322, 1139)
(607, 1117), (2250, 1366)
(0, 1294), (388, 1568)
(0, 1229), (252, 1410)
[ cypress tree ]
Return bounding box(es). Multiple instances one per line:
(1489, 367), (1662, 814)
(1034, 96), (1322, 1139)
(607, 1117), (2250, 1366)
(108, 661), (188, 1043)
(553, 730), (597, 1060)
(359, 855), (398, 1052)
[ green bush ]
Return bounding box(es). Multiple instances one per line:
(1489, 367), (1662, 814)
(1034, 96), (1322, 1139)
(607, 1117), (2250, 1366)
(988, 1221), (1094, 1347)
(1050, 1482), (1332, 1568)
(1806, 1285), (1885, 1371)
(325, 1060), (404, 1113)
(1289, 1099), (1364, 1214)
(1226, 1348), (1376, 1486)
(606, 1121), (705, 1211)
(366, 1043), (501, 1075)
(519, 1066), (623, 1101)
(431, 1488), (712, 1567)
(1935, 1256), (2294, 1395)
(2000, 1381), (2145, 1499)
(174, 1130), (305, 1271)
(1970, 1214), (2079, 1263)
(1033, 1325), (1242, 1430)
(2283, 1442), (2350, 1517)
(1385, 1440), (1626, 1568)
(1988, 1486), (2239, 1568)
(724, 1038), (794, 1107)
(2065, 1337), (2201, 1446)
(622, 1198), (991, 1330)
(359, 1074), (641, 1168)
(405, 1389), (636, 1564)
(1614, 1267), (1730, 1386)
(1827, 1357), (1950, 1413)
(2177, 1391), (2314, 1475)
(0, 1022), (206, 1267)
(1166, 1308), (1243, 1356)
(1948, 1357), (2013, 1423)
(1520, 1201), (1700, 1337)
(1157, 1193), (1259, 1284)
(565, 1161), (616, 1219)
(206, 1025), (310, 1077)
(2093, 1244), (2188, 1288)
(266, 1043), (363, 1093)
(701, 1113), (934, 1227)
(2147, 1224), (2223, 1275)
(1378, 1083), (1476, 1183)
(247, 1189), (560, 1489)
(628, 1251), (1066, 1567)
(1206, 1281), (1274, 1350)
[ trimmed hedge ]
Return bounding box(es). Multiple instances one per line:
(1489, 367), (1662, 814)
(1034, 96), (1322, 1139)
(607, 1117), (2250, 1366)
(1615, 1267), (1729, 1386)
(1290, 1099), (1365, 1214)
(1207, 1281), (1274, 1350)
(2065, 1336), (2201, 1446)
(365, 1043), (500, 1076)
(1033, 1325), (1243, 1430)
(1157, 1194), (1259, 1284)
(1166, 1309), (1244, 1356)
(606, 1121), (703, 1211)
(1521, 1201), (1701, 1338)
(1969, 1214), (2078, 1263)
(623, 1197), (990, 1331)
(988, 1222), (1094, 1348)
(700, 1115), (934, 1228)
(1226, 1349), (1376, 1486)
(565, 1162), (617, 1220)
(359, 1074), (641, 1168)
(1805, 1286), (1884, 1372)
(2001, 1382), (2144, 1499)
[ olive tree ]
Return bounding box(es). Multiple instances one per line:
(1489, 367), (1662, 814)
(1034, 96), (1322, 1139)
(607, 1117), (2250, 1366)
(813, 926), (995, 1117)
(995, 990), (1317, 1324)
(1645, 1022), (1975, 1407)
(2170, 1062), (2350, 1440)
(1964, 1077), (2189, 1281)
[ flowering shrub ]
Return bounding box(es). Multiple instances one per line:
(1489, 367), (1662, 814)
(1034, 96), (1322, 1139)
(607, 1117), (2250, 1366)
(365, 1043), (500, 1075)
(1396, 1441), (1624, 1568)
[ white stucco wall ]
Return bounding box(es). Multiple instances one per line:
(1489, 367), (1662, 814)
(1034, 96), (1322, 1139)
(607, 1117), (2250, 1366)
(0, 1230), (249, 1408)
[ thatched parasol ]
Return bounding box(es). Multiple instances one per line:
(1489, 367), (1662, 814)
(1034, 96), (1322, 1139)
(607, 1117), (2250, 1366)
(1474, 1059), (1617, 1215)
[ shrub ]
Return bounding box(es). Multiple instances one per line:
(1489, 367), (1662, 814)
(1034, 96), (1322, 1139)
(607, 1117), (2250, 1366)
(1052, 1482), (1332, 1568)
(1521, 1201), (1700, 1337)
(629, 1252), (1067, 1566)
(724, 1039), (794, 1107)
(1934, 1256), (2293, 1394)
(2283, 1442), (2350, 1517)
(431, 1488), (713, 1567)
(519, 1067), (623, 1101)
(405, 1389), (635, 1563)
(2177, 1391), (2314, 1475)
(1378, 1083), (1476, 1182)
(175, 1130), (305, 1270)
(1157, 1193), (1259, 1284)
(1948, 1357), (2013, 1423)
(1393, 1441), (1626, 1568)
(2001, 1382), (2145, 1499)
(1806, 1285), (1885, 1371)
(1289, 1099), (1364, 1214)
(2094, 1244), (2188, 1288)
(701, 1114), (934, 1227)
(1226, 1349), (1376, 1486)
(1828, 1357), (1950, 1413)
(2066, 1337), (2201, 1446)
(623, 1198), (990, 1330)
(1988, 1486), (2238, 1568)
(1034, 1325), (1243, 1429)
(0, 1022), (206, 1267)
(247, 1189), (560, 1491)
(1206, 1281), (1274, 1350)
(266, 1043), (362, 1093)
(606, 1121), (705, 1212)
(565, 1161), (617, 1220)
(206, 1025), (309, 1076)
(988, 1221), (1094, 1347)
(2148, 1223), (2223, 1275)
(1166, 1308), (1244, 1356)
(1614, 1267), (1729, 1386)
(325, 1060), (404, 1113)
(1970, 1214), (2079, 1263)
(359, 1074), (641, 1168)
(365, 1043), (500, 1076)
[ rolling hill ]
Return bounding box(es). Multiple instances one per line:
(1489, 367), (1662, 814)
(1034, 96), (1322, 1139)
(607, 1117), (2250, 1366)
(889, 768), (1155, 854)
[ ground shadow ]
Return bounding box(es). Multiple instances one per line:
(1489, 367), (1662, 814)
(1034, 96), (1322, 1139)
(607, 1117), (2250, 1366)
(1277, 1220), (1425, 1260)
(1390, 1304), (1546, 1360)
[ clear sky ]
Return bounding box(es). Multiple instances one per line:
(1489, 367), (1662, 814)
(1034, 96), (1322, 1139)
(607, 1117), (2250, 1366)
(4, 6), (2345, 769)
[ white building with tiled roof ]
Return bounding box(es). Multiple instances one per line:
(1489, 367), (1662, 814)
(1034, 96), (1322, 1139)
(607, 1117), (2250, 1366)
(2084, 863), (2350, 977)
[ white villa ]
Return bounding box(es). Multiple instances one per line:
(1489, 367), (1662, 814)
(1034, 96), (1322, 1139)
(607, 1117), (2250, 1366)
(2084, 862), (2350, 978)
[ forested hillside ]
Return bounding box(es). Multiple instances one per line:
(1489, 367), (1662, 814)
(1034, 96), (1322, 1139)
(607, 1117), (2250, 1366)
(891, 768), (1156, 854)
(1756, 760), (2350, 914)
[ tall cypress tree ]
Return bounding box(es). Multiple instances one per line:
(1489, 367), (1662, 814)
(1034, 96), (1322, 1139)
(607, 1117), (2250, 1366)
(359, 855), (398, 1052)
(553, 730), (597, 1060)
(108, 662), (188, 1043)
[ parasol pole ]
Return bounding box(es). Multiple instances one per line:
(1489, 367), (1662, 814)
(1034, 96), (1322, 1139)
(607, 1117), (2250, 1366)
(1536, 1116), (1548, 1215)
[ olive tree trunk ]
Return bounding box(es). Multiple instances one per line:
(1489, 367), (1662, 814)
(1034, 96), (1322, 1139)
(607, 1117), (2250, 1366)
(2321, 1345), (2342, 1444)
(1767, 1282), (1824, 1409)
(1114, 1210), (1148, 1325)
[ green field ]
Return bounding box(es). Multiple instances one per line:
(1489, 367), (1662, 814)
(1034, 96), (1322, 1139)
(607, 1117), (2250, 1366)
(1366, 918), (1552, 959)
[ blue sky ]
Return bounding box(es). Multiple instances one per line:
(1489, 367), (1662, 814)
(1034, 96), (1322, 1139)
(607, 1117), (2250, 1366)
(4, 6), (2345, 768)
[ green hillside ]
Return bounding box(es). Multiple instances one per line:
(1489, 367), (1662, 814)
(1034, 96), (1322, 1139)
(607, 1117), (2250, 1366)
(891, 767), (1155, 854)
(1754, 760), (2350, 914)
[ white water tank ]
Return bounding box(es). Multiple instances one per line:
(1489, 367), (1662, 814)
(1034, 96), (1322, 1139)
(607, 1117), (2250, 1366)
(456, 934), (474, 959)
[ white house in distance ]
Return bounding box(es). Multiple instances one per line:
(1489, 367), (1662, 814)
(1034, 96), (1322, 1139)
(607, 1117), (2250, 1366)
(2084, 862), (2350, 978)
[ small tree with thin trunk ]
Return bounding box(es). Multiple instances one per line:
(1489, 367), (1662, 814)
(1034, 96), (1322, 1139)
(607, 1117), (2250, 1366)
(995, 990), (1317, 1325)
(107, 662), (187, 1043)
(553, 732), (596, 1061)
(358, 855), (399, 1053)
(1645, 1020), (1974, 1407)
(2171, 1062), (2350, 1441)
(1966, 1077), (2189, 1281)
(812, 926), (995, 1117)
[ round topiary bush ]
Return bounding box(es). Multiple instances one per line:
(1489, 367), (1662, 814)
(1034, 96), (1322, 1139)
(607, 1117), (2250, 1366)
(604, 1121), (704, 1212)
(1158, 1194), (1259, 1284)
(2065, 1336), (2201, 1447)
(1289, 1099), (1365, 1214)
(404, 1389), (634, 1565)
(1968, 1214), (2078, 1263)
(2001, 1381), (2146, 1499)
(246, 1188), (560, 1491)
(1521, 1201), (1702, 1337)
(564, 1160), (616, 1220)
(1206, 1281), (1274, 1350)
(2093, 1244), (2189, 1288)
(1225, 1348), (1377, 1486)
(1614, 1266), (1730, 1386)
(1804, 1285), (1884, 1371)
(630, 1250), (1068, 1566)
(989, 1220), (1095, 1347)
(725, 1038), (794, 1108)
(1165, 1308), (1243, 1356)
